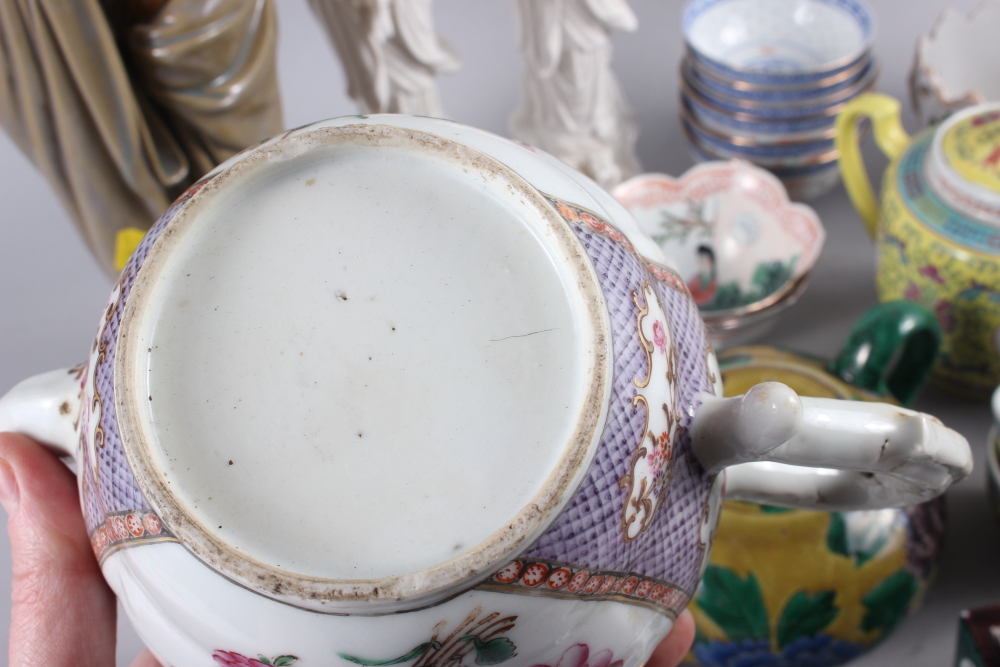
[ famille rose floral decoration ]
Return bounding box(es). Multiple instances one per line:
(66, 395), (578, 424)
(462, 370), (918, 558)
(0, 115), (970, 666)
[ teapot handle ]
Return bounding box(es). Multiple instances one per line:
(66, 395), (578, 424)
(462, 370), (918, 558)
(829, 300), (942, 406)
(0, 367), (82, 460)
(689, 382), (971, 510)
(835, 93), (911, 238)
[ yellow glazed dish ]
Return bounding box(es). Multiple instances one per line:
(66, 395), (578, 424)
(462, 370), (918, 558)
(837, 95), (1000, 398)
(686, 303), (945, 666)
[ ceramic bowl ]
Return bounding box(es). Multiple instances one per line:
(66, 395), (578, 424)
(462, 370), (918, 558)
(682, 116), (838, 168)
(612, 161), (825, 346)
(911, 1), (1000, 127)
(682, 61), (878, 121)
(689, 46), (872, 93)
(687, 144), (842, 204)
(681, 0), (877, 85)
(682, 88), (838, 144)
(685, 56), (877, 109)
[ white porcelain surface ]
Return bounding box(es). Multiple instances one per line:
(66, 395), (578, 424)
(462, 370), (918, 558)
(142, 136), (596, 583)
(105, 543), (672, 667)
(0, 114), (974, 666)
(683, 0), (874, 74)
(612, 161), (825, 313)
(911, 1), (1000, 126)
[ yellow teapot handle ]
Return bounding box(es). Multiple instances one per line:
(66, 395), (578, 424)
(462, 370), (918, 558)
(835, 93), (911, 239)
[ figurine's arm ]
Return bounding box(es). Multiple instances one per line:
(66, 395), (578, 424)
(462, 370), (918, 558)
(513, 0), (564, 78)
(391, 0), (460, 73)
(581, 0), (637, 32)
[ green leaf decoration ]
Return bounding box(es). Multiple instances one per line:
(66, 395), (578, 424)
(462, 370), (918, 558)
(827, 512), (890, 566)
(751, 259), (795, 299)
(861, 569), (919, 634)
(338, 641), (442, 666)
(461, 635), (517, 665)
(776, 591), (839, 648)
(259, 657), (272, 666)
(273, 657), (299, 666)
(758, 505), (794, 514)
(696, 565), (770, 642)
(827, 513), (850, 559)
(707, 283), (742, 310)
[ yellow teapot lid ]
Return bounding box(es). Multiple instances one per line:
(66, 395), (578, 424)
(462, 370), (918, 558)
(940, 108), (1000, 193)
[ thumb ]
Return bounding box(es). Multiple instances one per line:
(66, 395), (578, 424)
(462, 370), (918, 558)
(647, 609), (696, 667)
(0, 432), (118, 666)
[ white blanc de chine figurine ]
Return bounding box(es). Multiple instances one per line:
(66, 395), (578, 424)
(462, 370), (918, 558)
(510, 0), (642, 189)
(308, 0), (460, 116)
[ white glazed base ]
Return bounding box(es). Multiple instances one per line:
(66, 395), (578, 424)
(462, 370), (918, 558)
(104, 544), (673, 667)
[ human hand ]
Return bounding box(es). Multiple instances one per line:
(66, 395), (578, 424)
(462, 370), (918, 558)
(0, 432), (161, 666)
(0, 431), (694, 667)
(649, 609), (695, 667)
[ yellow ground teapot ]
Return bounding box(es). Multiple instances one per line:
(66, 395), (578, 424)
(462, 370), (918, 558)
(837, 94), (1000, 398)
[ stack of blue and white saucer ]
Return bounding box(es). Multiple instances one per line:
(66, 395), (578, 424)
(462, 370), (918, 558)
(680, 0), (877, 201)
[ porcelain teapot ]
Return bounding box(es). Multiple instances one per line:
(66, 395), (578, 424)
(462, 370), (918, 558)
(0, 116), (972, 667)
(837, 94), (1000, 398)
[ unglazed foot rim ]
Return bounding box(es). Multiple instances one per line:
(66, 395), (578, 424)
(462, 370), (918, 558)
(115, 124), (612, 614)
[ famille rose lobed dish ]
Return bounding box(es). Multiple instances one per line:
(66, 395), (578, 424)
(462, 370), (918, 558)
(612, 161), (825, 346)
(911, 1), (1000, 127)
(0, 116), (972, 667)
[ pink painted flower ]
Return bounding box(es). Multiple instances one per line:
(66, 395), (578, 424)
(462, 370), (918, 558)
(213, 651), (266, 667)
(646, 431), (673, 478)
(904, 281), (922, 301)
(935, 300), (957, 333)
(531, 643), (623, 667)
(652, 320), (667, 355)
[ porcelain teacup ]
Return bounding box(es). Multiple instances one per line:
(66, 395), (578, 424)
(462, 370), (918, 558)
(0, 115), (972, 667)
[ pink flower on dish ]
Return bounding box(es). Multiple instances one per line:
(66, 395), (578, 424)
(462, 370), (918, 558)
(531, 643), (623, 667)
(935, 300), (957, 333)
(652, 320), (666, 355)
(212, 651), (266, 667)
(904, 282), (922, 301)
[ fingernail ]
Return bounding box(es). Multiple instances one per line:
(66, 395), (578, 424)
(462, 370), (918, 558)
(0, 460), (19, 516)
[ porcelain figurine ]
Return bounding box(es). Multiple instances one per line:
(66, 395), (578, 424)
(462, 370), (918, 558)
(911, 1), (1000, 126)
(0, 115), (972, 667)
(308, 0), (460, 116)
(613, 161), (825, 346)
(0, 0), (284, 275)
(509, 0), (641, 189)
(686, 301), (947, 666)
(837, 95), (1000, 399)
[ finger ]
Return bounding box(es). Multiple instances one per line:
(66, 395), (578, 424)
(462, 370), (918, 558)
(648, 609), (696, 667)
(0, 432), (118, 667)
(130, 648), (164, 667)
